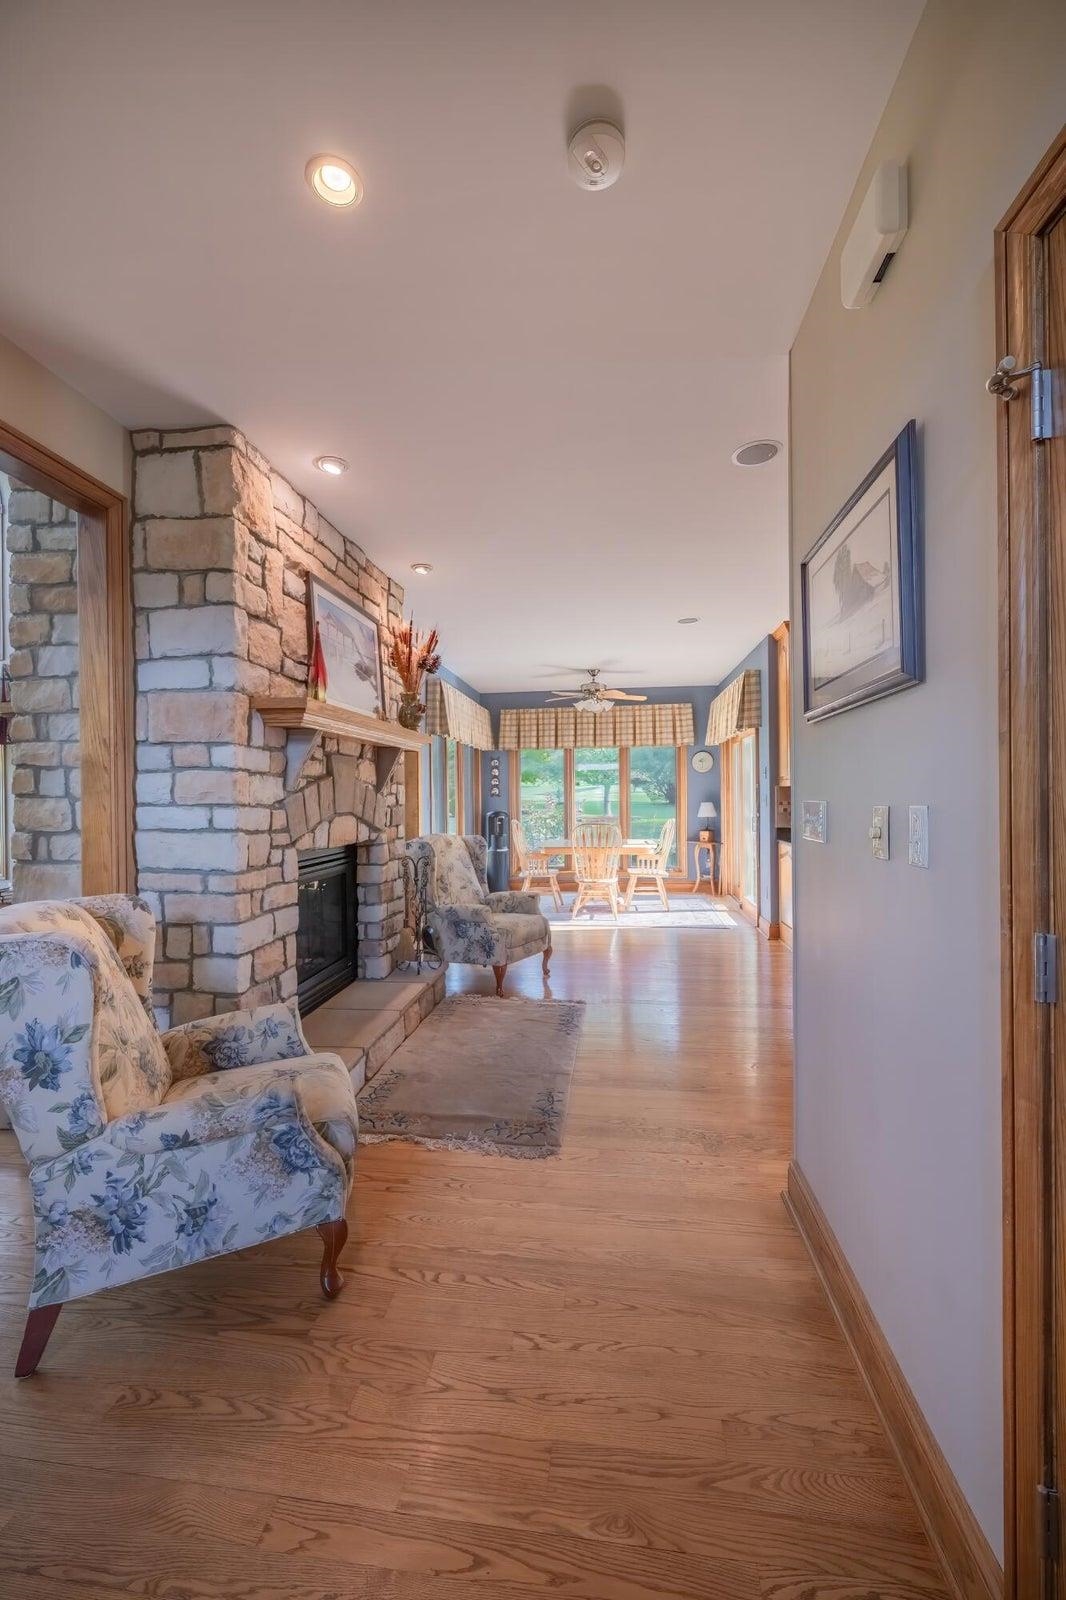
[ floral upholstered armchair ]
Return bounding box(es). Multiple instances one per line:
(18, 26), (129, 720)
(0, 895), (358, 1377)
(406, 834), (551, 996)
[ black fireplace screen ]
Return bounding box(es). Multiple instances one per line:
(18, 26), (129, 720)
(296, 846), (357, 1013)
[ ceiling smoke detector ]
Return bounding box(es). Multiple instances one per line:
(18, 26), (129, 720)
(567, 121), (625, 191)
(731, 440), (781, 467)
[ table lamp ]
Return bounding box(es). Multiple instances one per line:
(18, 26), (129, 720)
(698, 801), (717, 842)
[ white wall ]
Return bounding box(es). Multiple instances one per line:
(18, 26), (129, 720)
(790, 0), (1065, 1557)
(0, 331), (130, 496)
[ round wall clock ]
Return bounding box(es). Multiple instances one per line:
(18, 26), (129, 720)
(691, 750), (714, 773)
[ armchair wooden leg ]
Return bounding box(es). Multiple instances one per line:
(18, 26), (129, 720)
(15, 1303), (62, 1378)
(543, 944), (552, 976)
(316, 1218), (348, 1300)
(492, 963), (508, 996)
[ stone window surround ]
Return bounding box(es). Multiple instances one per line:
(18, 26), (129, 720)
(130, 424), (407, 1026)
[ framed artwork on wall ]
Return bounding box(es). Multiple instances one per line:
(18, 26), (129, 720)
(307, 576), (384, 717)
(800, 420), (922, 721)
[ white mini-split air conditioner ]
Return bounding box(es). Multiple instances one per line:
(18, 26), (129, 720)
(840, 161), (909, 310)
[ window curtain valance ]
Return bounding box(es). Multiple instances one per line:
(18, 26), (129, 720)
(705, 669), (761, 745)
(426, 678), (494, 751)
(497, 702), (695, 751)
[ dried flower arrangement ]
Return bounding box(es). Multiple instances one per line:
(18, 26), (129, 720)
(390, 620), (441, 729)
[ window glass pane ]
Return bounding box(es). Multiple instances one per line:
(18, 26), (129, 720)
(574, 746), (620, 826)
(1, 473), (80, 898)
(628, 746), (679, 868)
(445, 739), (459, 834)
(430, 737), (444, 829)
(519, 749), (565, 863)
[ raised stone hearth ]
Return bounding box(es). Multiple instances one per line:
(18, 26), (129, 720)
(302, 968), (447, 1091)
(130, 425), (410, 1025)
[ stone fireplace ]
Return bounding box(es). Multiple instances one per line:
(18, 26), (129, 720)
(130, 425), (409, 1027)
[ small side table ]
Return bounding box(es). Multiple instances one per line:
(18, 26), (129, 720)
(692, 838), (719, 895)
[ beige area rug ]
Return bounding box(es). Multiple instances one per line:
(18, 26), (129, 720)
(545, 894), (737, 929)
(356, 994), (585, 1159)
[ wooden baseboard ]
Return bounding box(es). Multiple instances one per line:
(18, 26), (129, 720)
(778, 920), (793, 949)
(757, 918), (781, 941)
(783, 1163), (1002, 1600)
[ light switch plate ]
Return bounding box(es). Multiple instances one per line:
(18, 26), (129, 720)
(870, 804), (889, 860)
(801, 800), (828, 844)
(908, 805), (929, 868)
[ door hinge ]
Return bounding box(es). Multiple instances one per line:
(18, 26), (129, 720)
(1034, 933), (1058, 1005)
(986, 356), (1054, 440)
(1039, 1483), (1060, 1562)
(1031, 364), (1053, 441)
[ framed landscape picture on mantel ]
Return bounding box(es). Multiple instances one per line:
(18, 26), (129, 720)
(307, 575), (384, 718)
(800, 420), (923, 721)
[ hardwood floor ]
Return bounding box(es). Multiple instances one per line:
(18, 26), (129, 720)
(0, 915), (951, 1599)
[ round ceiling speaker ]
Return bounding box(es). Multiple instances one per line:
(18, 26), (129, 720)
(568, 121), (625, 191)
(731, 440), (781, 467)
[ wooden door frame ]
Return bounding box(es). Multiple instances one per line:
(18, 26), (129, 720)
(0, 417), (134, 895)
(720, 728), (760, 924)
(996, 124), (1066, 1600)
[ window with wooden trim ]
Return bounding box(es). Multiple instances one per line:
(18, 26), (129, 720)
(431, 735), (473, 835)
(516, 746), (685, 872)
(444, 738), (461, 834)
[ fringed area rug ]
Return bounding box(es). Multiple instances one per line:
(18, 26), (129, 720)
(545, 895), (736, 929)
(357, 994), (585, 1159)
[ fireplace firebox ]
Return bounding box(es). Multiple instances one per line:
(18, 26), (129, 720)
(296, 846), (357, 1013)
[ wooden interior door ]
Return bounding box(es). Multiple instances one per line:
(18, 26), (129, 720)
(997, 127), (1066, 1599)
(1050, 187), (1066, 1600)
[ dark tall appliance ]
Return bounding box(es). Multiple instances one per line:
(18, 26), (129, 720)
(486, 810), (509, 893)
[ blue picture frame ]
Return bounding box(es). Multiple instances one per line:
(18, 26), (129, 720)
(800, 420), (923, 722)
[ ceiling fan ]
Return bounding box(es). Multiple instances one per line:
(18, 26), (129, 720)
(546, 667), (647, 713)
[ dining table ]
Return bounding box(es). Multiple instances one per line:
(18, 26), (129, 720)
(538, 839), (658, 861)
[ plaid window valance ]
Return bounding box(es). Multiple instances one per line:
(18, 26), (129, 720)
(426, 679), (494, 751)
(497, 702), (695, 751)
(705, 670), (761, 745)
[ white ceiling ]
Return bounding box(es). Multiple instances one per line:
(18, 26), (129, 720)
(0, 0), (921, 692)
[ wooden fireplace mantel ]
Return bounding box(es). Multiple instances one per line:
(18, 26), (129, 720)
(252, 695), (431, 790)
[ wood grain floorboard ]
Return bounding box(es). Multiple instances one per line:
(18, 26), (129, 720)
(0, 920), (951, 1598)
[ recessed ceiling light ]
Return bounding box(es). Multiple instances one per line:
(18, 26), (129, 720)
(313, 455), (348, 476)
(305, 154), (363, 208)
(677, 616), (700, 625)
(731, 439), (781, 467)
(410, 562), (434, 575)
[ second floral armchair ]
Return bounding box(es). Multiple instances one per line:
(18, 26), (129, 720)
(405, 834), (552, 996)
